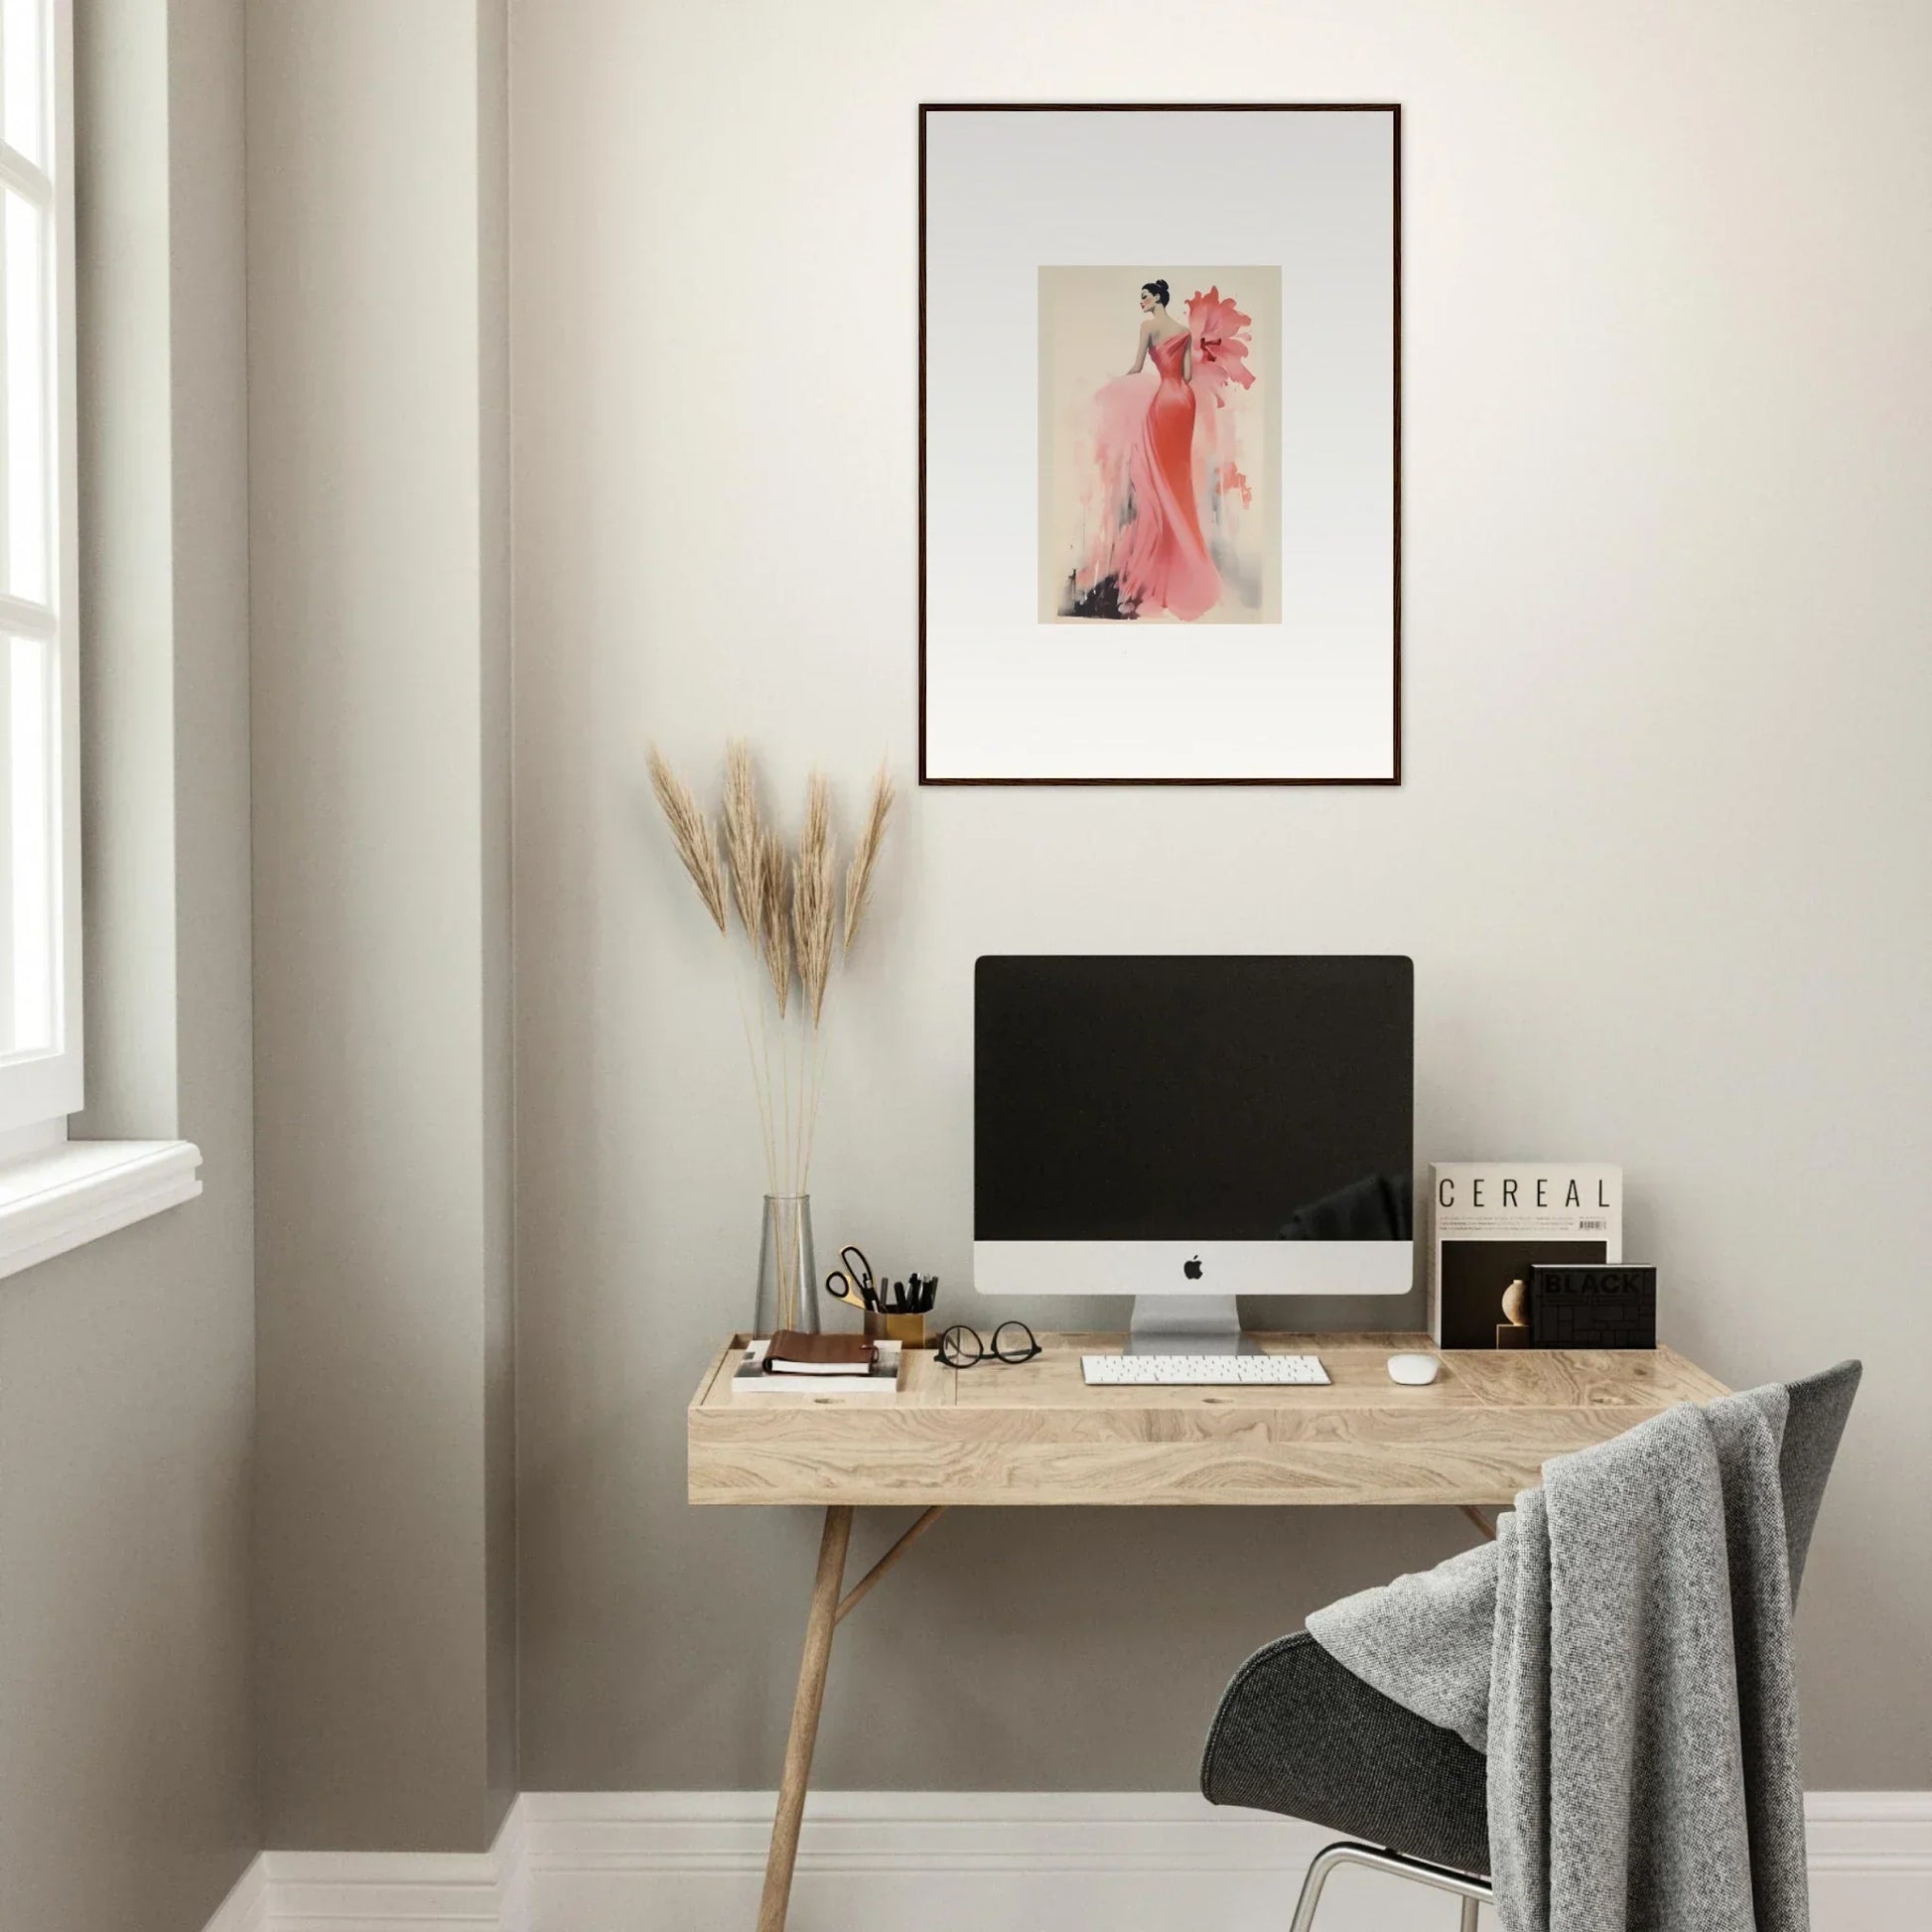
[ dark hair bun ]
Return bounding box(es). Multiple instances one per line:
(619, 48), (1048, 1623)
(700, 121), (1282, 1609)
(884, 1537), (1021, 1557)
(1143, 278), (1171, 305)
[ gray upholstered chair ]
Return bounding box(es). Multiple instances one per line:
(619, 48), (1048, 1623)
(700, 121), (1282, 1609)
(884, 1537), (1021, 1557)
(1200, 1361), (1862, 1929)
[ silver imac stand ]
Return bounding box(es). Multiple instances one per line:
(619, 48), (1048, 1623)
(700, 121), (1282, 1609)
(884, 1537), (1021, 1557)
(1126, 1293), (1255, 1355)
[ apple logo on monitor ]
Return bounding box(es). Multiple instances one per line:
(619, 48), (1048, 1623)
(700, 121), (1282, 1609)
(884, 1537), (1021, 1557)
(1183, 1255), (1203, 1280)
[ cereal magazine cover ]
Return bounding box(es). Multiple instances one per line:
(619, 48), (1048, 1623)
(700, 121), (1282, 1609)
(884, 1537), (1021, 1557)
(1429, 1164), (1622, 1348)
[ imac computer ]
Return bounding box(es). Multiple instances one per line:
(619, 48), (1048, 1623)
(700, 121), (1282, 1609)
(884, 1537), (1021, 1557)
(974, 955), (1414, 1353)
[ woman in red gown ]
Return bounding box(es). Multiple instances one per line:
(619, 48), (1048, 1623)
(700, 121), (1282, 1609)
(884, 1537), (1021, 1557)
(1114, 279), (1221, 621)
(1068, 278), (1235, 623)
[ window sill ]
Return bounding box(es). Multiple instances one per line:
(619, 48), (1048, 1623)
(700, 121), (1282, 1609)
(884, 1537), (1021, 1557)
(0, 1139), (203, 1283)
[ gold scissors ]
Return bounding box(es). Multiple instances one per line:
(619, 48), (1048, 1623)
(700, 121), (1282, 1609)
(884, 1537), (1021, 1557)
(823, 1245), (877, 1312)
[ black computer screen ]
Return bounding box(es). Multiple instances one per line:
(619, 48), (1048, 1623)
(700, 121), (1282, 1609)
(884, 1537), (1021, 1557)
(974, 956), (1414, 1241)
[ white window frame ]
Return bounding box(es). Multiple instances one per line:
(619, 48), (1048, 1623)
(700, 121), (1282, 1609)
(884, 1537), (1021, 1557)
(0, 1), (199, 1281)
(0, 0), (78, 1143)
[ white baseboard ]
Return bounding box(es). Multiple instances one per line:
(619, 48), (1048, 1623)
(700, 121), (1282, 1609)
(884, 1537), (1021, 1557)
(201, 1855), (268, 1932)
(1804, 1792), (1932, 1930)
(202, 1789), (1932, 1932)
(198, 1804), (526, 1932)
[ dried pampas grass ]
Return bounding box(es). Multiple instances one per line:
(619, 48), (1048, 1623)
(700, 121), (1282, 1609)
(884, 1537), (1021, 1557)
(646, 742), (895, 1194)
(758, 826), (793, 1018)
(722, 740), (764, 939)
(792, 772), (836, 1026)
(646, 748), (727, 934)
(843, 762), (895, 951)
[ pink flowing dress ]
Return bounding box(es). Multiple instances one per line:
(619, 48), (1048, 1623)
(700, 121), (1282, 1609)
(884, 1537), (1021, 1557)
(1065, 289), (1255, 623)
(1071, 330), (1224, 623)
(1114, 331), (1221, 621)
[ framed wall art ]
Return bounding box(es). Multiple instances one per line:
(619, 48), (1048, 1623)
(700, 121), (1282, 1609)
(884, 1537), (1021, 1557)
(918, 104), (1401, 785)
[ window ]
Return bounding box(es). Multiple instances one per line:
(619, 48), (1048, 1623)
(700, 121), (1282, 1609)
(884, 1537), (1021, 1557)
(0, 0), (199, 1278)
(0, 0), (75, 1142)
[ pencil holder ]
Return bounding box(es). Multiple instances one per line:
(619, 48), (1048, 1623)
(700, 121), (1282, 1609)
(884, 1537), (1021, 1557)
(866, 1310), (927, 1348)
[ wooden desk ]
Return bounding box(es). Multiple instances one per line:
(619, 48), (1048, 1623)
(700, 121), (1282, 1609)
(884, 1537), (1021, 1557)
(688, 1331), (1726, 1930)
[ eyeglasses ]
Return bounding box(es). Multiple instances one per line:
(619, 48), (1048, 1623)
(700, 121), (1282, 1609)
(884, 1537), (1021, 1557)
(936, 1320), (1041, 1368)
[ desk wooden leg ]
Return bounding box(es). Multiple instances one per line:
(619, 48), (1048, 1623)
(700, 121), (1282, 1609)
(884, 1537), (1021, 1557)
(758, 1504), (853, 1932)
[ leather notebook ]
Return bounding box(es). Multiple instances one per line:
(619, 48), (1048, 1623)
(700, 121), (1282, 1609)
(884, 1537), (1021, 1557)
(765, 1330), (877, 1375)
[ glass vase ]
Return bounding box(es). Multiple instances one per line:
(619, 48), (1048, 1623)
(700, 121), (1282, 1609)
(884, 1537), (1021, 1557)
(754, 1194), (818, 1338)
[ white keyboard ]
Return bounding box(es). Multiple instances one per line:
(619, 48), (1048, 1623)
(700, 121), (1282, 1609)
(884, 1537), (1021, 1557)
(1081, 1352), (1329, 1387)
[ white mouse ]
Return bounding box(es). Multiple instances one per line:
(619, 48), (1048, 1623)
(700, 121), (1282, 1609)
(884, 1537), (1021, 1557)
(1387, 1352), (1442, 1386)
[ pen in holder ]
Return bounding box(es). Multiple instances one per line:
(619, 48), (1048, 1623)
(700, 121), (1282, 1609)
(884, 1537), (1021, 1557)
(868, 1275), (938, 1348)
(823, 1253), (939, 1347)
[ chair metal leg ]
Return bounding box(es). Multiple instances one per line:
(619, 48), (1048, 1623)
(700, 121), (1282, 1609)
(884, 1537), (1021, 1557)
(1288, 1841), (1492, 1932)
(1287, 1843), (1350, 1932)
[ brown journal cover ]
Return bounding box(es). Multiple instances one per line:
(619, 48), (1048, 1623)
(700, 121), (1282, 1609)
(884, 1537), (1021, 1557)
(765, 1330), (877, 1371)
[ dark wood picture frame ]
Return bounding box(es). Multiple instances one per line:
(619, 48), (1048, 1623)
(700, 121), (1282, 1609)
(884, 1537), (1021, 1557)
(917, 102), (1402, 787)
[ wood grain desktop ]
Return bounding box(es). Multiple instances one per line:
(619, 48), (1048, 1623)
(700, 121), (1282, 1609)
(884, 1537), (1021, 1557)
(689, 1330), (1728, 1509)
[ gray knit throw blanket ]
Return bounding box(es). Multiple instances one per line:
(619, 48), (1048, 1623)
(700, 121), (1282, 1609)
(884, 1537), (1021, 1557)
(1307, 1387), (1809, 1932)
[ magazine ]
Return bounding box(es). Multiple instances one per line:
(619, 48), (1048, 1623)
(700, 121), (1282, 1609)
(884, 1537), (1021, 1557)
(1429, 1163), (1621, 1348)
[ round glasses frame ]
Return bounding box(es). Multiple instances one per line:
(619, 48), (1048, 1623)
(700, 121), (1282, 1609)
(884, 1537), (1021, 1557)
(935, 1320), (1041, 1369)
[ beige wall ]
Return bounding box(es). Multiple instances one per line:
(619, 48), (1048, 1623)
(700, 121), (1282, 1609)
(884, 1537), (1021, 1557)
(511, 0), (1932, 1793)
(249, 0), (516, 1853)
(0, 3), (258, 1928)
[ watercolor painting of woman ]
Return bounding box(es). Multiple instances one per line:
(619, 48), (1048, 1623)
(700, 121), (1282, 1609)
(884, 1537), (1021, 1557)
(1048, 273), (1264, 624)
